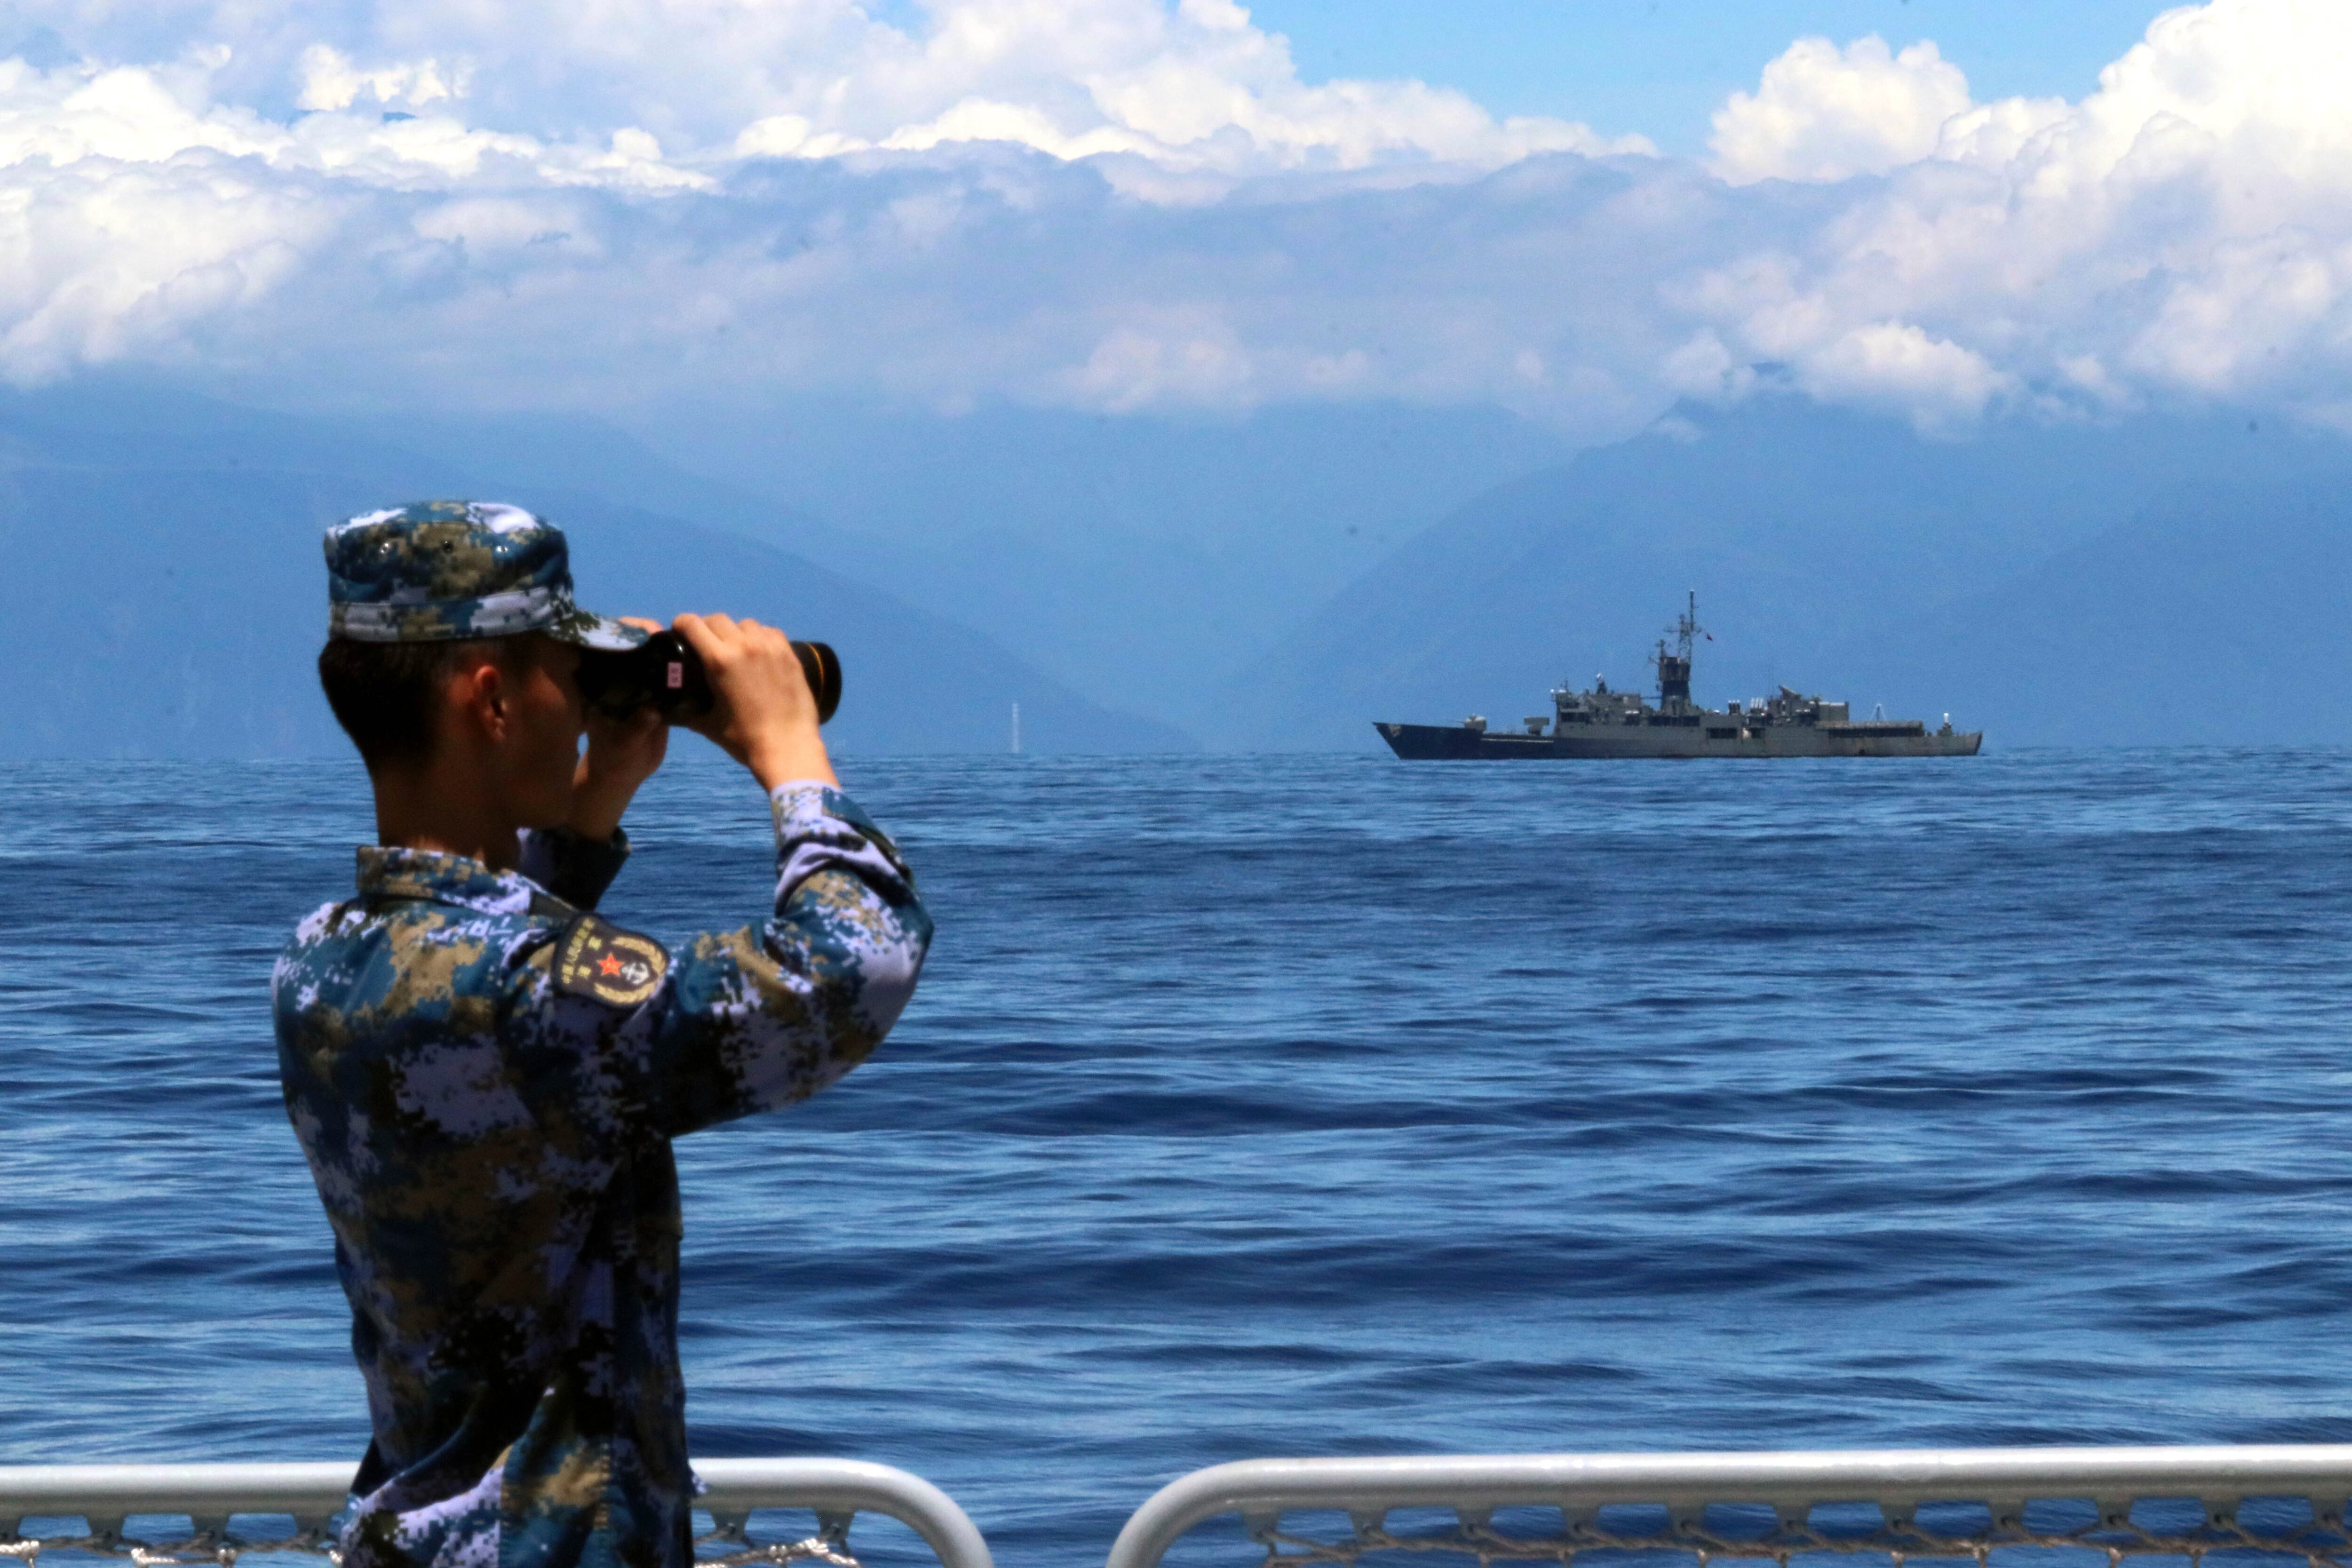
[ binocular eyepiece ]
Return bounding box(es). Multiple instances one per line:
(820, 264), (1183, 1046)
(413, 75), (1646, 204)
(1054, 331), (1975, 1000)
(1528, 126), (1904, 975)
(577, 631), (841, 726)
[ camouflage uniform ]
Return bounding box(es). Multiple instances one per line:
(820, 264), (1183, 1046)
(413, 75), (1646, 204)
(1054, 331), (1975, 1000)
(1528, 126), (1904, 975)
(275, 502), (932, 1568)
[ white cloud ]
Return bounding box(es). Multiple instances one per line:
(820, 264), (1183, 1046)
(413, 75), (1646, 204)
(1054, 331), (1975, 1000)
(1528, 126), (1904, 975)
(1661, 331), (1757, 404)
(1680, 0), (2352, 430)
(0, 152), (323, 383)
(1710, 36), (1971, 185)
(293, 44), (467, 113)
(1070, 319), (1255, 411)
(9, 0), (1647, 178)
(0, 0), (2341, 445)
(0, 54), (278, 166)
(1797, 321), (2012, 435)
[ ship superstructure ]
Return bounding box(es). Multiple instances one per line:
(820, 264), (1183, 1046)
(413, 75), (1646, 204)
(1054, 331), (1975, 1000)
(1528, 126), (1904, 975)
(1375, 594), (1981, 760)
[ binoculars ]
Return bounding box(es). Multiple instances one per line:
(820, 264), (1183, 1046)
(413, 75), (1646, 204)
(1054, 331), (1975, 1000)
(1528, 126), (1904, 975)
(577, 632), (841, 725)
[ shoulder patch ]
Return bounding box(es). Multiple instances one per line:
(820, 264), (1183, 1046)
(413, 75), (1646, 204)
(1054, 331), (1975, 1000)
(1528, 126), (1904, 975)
(553, 915), (670, 1007)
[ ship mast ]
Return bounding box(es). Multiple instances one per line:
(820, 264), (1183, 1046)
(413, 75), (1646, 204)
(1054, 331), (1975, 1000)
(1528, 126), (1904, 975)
(1673, 590), (1702, 662)
(1653, 589), (1703, 713)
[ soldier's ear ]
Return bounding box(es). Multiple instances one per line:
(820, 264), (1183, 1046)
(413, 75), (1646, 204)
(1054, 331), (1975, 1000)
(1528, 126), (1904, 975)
(477, 661), (511, 737)
(448, 654), (509, 743)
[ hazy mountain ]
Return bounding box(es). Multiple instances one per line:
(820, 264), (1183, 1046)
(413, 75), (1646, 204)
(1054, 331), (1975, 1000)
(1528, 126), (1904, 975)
(0, 388), (1194, 758)
(618, 396), (1578, 731)
(11, 382), (2350, 760)
(1223, 398), (2352, 751)
(0, 384), (1574, 748)
(1825, 477), (2352, 747)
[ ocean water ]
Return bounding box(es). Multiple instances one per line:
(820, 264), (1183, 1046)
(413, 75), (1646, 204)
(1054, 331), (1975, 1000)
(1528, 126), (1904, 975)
(8, 750), (2352, 1567)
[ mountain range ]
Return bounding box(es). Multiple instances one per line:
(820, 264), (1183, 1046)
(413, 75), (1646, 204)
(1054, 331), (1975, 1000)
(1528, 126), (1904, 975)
(1223, 399), (2352, 750)
(0, 386), (1194, 759)
(2, 382), (2347, 758)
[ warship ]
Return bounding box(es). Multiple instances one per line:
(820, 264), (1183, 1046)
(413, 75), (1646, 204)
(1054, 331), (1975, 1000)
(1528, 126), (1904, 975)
(1375, 594), (1981, 760)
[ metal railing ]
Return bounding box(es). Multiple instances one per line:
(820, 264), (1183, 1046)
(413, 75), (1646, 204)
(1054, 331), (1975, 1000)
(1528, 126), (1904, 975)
(0, 1458), (991, 1568)
(1105, 1447), (2352, 1568)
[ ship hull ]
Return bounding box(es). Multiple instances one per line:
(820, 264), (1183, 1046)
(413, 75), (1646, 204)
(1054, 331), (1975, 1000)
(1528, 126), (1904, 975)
(1375, 721), (1983, 759)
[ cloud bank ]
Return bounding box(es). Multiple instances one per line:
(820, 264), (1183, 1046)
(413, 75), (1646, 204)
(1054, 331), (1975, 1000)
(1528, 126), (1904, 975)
(0, 0), (2345, 439)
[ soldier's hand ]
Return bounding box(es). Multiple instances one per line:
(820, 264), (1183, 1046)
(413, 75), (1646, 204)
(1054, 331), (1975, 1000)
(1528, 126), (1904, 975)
(673, 612), (837, 790)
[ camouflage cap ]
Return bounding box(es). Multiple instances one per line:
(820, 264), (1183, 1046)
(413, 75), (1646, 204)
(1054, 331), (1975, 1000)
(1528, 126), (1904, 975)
(324, 500), (646, 650)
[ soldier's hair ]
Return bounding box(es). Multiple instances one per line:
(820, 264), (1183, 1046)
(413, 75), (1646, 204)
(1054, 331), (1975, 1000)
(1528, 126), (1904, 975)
(317, 637), (533, 772)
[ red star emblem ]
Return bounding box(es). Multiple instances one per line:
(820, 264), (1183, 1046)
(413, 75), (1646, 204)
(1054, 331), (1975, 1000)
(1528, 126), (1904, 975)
(598, 953), (624, 977)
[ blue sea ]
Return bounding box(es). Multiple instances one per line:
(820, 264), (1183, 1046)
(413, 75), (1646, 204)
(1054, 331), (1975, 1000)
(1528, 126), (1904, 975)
(8, 751), (2352, 1567)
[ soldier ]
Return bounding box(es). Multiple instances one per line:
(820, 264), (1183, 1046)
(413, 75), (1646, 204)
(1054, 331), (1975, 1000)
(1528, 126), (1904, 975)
(274, 501), (932, 1568)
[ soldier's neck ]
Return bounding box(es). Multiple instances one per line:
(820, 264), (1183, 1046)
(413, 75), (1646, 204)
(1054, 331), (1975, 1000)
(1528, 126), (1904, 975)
(370, 764), (524, 872)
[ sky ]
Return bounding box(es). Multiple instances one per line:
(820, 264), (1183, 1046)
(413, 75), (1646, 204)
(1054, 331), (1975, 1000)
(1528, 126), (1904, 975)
(1248, 1), (2168, 154)
(0, 0), (2344, 447)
